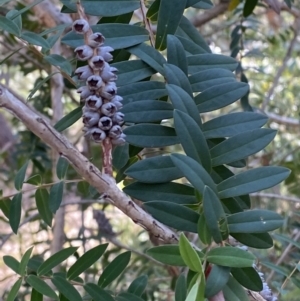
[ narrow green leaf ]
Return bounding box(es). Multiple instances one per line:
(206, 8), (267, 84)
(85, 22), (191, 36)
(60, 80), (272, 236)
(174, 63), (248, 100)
(19, 246), (34, 276)
(31, 289), (43, 301)
(117, 292), (145, 301)
(231, 232), (273, 249)
(207, 247), (256, 268)
(218, 166), (290, 198)
(113, 144), (129, 170)
(98, 251), (131, 287)
(27, 275), (59, 300)
(37, 247), (78, 276)
(67, 243), (108, 280)
(128, 275), (148, 297)
(147, 0), (160, 20)
(26, 174), (42, 185)
(56, 157), (69, 179)
(7, 278), (22, 301)
(198, 215), (212, 245)
(6, 10), (21, 32)
(205, 265), (230, 298)
(14, 160), (29, 190)
(3, 255), (20, 274)
(51, 276), (82, 301)
(223, 275), (249, 301)
(243, 0), (258, 17)
(44, 54), (72, 75)
(21, 32), (50, 49)
(175, 35), (207, 55)
(7, 0), (44, 19)
(9, 192), (22, 234)
(54, 106), (83, 132)
(77, 181), (90, 197)
(231, 267), (263, 291)
(179, 233), (202, 272)
(175, 274), (187, 301)
(0, 16), (20, 36)
(0, 197), (11, 218)
(84, 283), (114, 301)
(35, 188), (53, 227)
(49, 181), (64, 214)
(261, 261), (289, 277)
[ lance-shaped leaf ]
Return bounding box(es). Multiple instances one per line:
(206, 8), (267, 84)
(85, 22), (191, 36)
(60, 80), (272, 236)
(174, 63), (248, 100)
(54, 106), (83, 132)
(155, 0), (187, 50)
(189, 68), (235, 92)
(174, 110), (211, 171)
(144, 201), (199, 232)
(123, 182), (197, 204)
(6, 278), (22, 301)
(175, 35), (207, 55)
(223, 275), (249, 301)
(98, 251), (131, 288)
(175, 274), (187, 301)
(0, 197), (10, 219)
(231, 232), (273, 249)
(51, 276), (82, 301)
(227, 210), (283, 233)
(203, 186), (228, 243)
(117, 292), (145, 301)
(0, 16), (20, 36)
(44, 54), (72, 75)
(67, 244), (108, 280)
(203, 112), (268, 139)
(27, 275), (58, 300)
(49, 181), (64, 213)
(196, 82), (249, 113)
(207, 247), (255, 268)
(205, 265), (230, 298)
(56, 157), (69, 179)
(124, 124), (179, 148)
(147, 0), (159, 20)
(170, 154), (216, 195)
(84, 283), (114, 301)
(243, 0), (258, 17)
(19, 246), (34, 276)
(231, 267), (263, 291)
(122, 100), (173, 123)
(210, 129), (276, 166)
(125, 156), (183, 183)
(35, 188), (53, 227)
(166, 84), (202, 128)
(3, 255), (20, 274)
(14, 160), (29, 190)
(128, 275), (148, 297)
(30, 289), (43, 301)
(9, 192), (22, 234)
(218, 166), (290, 198)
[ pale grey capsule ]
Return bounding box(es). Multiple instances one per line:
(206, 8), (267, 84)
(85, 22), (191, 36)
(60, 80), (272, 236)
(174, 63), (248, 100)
(72, 19), (90, 34)
(77, 86), (93, 101)
(100, 63), (117, 82)
(85, 95), (103, 110)
(75, 65), (93, 80)
(98, 116), (113, 130)
(74, 45), (93, 61)
(112, 112), (124, 125)
(82, 111), (100, 127)
(111, 133), (126, 145)
(87, 32), (105, 48)
(108, 125), (122, 138)
(101, 102), (117, 117)
(90, 56), (105, 71)
(87, 75), (103, 90)
(86, 127), (106, 143)
(97, 46), (114, 62)
(100, 82), (117, 99)
(111, 99), (122, 110)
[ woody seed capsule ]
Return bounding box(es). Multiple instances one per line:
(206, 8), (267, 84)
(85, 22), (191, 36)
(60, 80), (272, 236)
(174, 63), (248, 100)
(74, 45), (93, 61)
(87, 32), (105, 48)
(101, 102), (117, 117)
(87, 75), (103, 90)
(98, 116), (113, 130)
(72, 19), (90, 34)
(75, 65), (93, 80)
(85, 95), (102, 110)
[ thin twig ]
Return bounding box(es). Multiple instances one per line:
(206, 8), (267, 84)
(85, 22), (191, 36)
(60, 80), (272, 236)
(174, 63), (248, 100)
(251, 192), (300, 203)
(140, 0), (155, 47)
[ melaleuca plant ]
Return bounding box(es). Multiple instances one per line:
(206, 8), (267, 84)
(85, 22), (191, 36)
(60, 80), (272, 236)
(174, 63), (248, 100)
(0, 0), (292, 300)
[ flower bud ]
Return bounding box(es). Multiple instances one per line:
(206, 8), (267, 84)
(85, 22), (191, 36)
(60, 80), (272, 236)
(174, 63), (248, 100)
(98, 116), (113, 130)
(85, 127), (106, 143)
(112, 112), (125, 125)
(108, 125), (122, 138)
(100, 82), (117, 99)
(97, 46), (114, 62)
(100, 63), (117, 82)
(111, 133), (126, 145)
(111, 96), (123, 110)
(87, 75), (103, 90)
(87, 32), (105, 48)
(90, 56), (105, 71)
(75, 65), (93, 80)
(82, 111), (100, 127)
(77, 86), (93, 101)
(72, 19), (90, 34)
(101, 102), (117, 117)
(74, 45), (93, 61)
(85, 95), (102, 110)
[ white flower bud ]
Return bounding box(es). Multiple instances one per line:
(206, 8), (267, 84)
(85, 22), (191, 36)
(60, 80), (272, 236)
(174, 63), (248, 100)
(75, 65), (93, 80)
(87, 75), (103, 90)
(108, 125), (122, 139)
(112, 112), (124, 125)
(98, 116), (113, 130)
(111, 96), (123, 110)
(74, 45), (93, 61)
(85, 95), (102, 110)
(85, 127), (106, 143)
(82, 111), (100, 127)
(72, 19), (90, 34)
(97, 46), (114, 62)
(100, 63), (117, 82)
(87, 32), (105, 48)
(100, 82), (117, 99)
(111, 133), (126, 145)
(101, 102), (117, 117)
(77, 86), (93, 101)
(90, 56), (105, 71)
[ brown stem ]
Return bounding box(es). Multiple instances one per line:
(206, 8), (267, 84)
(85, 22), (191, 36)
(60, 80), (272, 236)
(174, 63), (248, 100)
(101, 137), (113, 176)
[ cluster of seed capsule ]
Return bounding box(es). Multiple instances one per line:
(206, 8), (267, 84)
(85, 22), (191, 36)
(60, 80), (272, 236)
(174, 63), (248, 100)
(73, 18), (125, 145)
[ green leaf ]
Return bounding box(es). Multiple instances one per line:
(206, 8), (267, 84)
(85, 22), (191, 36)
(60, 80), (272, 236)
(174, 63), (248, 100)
(167, 35), (188, 75)
(19, 246), (34, 276)
(6, 10), (22, 32)
(124, 124), (179, 148)
(205, 265), (230, 298)
(37, 247), (78, 276)
(49, 182), (64, 213)
(223, 275), (249, 301)
(261, 261), (289, 277)
(175, 35), (207, 55)
(179, 233), (202, 272)
(122, 100), (173, 123)
(187, 54), (238, 74)
(166, 84), (202, 128)
(9, 192), (22, 234)
(231, 267), (263, 291)
(14, 160), (29, 190)
(56, 157), (69, 179)
(0, 197), (11, 218)
(51, 276), (82, 301)
(67, 243), (108, 280)
(35, 188), (53, 227)
(117, 292), (145, 301)
(27, 275), (59, 300)
(206, 247), (256, 268)
(44, 54), (72, 75)
(62, 24), (148, 49)
(54, 106), (83, 132)
(3, 255), (20, 274)
(125, 156), (183, 183)
(0, 16), (20, 36)
(98, 251), (131, 288)
(174, 110), (211, 171)
(143, 201), (199, 232)
(175, 274), (187, 301)
(202, 112), (268, 139)
(84, 283), (114, 301)
(7, 278), (22, 301)
(123, 182), (197, 204)
(227, 210), (283, 233)
(198, 214), (212, 245)
(231, 232), (273, 249)
(195, 82), (249, 113)
(203, 186), (228, 243)
(31, 289), (43, 301)
(61, 0), (139, 16)
(128, 275), (148, 297)
(77, 181), (90, 197)
(218, 166), (290, 198)
(25, 174), (42, 185)
(210, 129), (276, 166)
(243, 0), (258, 17)
(170, 154), (216, 195)
(155, 0), (187, 50)
(21, 32), (50, 49)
